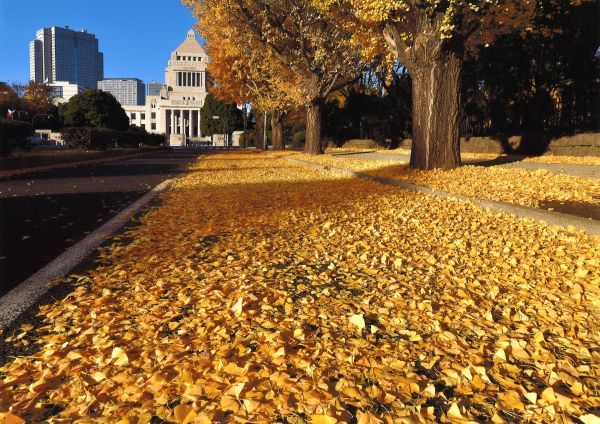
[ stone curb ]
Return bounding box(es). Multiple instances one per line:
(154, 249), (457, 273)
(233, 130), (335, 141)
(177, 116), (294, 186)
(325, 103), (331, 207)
(0, 149), (165, 178)
(0, 179), (173, 328)
(287, 158), (600, 237)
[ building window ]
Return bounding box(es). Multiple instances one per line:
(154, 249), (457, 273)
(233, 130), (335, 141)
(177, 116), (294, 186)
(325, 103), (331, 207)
(140, 113), (145, 120)
(131, 112), (136, 120)
(151, 123), (156, 130)
(151, 112), (156, 119)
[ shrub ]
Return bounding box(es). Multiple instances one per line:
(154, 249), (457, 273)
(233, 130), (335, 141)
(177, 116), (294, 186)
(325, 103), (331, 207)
(292, 123), (306, 135)
(62, 127), (165, 150)
(342, 139), (380, 149)
(0, 119), (32, 156)
(238, 132), (246, 148)
(292, 130), (306, 146)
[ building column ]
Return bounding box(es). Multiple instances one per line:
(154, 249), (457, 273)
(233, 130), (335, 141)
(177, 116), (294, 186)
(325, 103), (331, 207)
(170, 109), (174, 134)
(188, 110), (193, 138)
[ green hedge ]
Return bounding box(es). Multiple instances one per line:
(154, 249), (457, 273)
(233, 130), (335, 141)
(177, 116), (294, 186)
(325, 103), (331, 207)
(62, 127), (165, 150)
(0, 119), (32, 156)
(292, 130), (306, 145)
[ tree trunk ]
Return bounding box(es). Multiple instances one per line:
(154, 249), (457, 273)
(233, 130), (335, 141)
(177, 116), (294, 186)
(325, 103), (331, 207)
(271, 111), (285, 150)
(410, 53), (462, 169)
(254, 112), (264, 150)
(305, 99), (323, 155)
(385, 19), (462, 170)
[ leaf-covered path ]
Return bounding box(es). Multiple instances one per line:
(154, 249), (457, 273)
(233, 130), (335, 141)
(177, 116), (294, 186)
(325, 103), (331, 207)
(1, 152), (598, 423)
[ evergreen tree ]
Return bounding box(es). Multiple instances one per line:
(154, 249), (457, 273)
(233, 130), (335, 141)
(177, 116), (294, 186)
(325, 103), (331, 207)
(59, 89), (129, 130)
(200, 92), (243, 136)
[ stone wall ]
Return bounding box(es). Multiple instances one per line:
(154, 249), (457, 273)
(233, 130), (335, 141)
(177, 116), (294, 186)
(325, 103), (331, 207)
(398, 133), (600, 156)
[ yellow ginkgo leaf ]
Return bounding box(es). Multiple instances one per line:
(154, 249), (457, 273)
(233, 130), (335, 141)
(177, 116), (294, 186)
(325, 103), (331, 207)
(349, 313), (365, 331)
(311, 415), (337, 424)
(111, 347), (129, 366)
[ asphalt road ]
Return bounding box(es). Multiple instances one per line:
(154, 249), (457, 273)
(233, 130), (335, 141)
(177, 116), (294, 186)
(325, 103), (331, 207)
(0, 149), (202, 296)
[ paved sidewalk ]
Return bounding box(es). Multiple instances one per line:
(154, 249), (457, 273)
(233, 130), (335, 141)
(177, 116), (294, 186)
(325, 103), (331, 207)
(327, 151), (600, 179)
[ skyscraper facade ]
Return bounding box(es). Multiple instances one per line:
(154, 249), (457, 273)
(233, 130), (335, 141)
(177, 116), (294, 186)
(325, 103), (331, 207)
(98, 78), (146, 106)
(29, 26), (104, 90)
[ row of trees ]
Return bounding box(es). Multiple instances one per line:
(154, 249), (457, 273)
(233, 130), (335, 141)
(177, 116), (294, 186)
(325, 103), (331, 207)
(184, 0), (595, 169)
(1, 83), (134, 132)
(0, 82), (58, 128)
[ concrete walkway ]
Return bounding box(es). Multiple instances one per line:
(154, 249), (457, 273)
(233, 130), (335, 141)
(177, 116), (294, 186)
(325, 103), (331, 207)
(326, 151), (600, 179)
(289, 157), (600, 237)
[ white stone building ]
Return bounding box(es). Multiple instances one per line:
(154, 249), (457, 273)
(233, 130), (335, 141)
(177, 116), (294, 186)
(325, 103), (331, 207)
(123, 30), (209, 146)
(49, 81), (84, 104)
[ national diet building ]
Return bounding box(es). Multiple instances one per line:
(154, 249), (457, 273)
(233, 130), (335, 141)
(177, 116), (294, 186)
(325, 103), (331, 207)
(123, 30), (209, 146)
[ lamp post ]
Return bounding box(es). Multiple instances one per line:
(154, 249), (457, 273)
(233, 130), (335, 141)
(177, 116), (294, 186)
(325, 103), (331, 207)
(263, 111), (268, 150)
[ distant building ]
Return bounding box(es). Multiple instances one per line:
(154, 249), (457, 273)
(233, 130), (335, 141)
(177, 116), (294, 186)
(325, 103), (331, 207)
(49, 81), (83, 104)
(98, 78), (146, 106)
(147, 81), (162, 97)
(30, 26), (103, 90)
(123, 30), (209, 145)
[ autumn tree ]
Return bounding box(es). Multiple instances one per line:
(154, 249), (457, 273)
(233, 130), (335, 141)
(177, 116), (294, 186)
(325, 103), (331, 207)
(185, 0), (364, 154)
(0, 82), (20, 117)
(23, 82), (56, 116)
(318, 0), (562, 168)
(187, 0), (304, 150)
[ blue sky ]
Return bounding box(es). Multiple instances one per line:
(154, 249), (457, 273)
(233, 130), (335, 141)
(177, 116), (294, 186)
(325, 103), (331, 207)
(0, 0), (198, 85)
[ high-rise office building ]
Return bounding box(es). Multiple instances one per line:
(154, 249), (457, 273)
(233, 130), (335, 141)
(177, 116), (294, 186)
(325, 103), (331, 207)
(29, 26), (104, 90)
(147, 81), (163, 97)
(98, 78), (146, 106)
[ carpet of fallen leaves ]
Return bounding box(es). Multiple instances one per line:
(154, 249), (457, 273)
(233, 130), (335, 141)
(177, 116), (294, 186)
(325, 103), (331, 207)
(1, 151), (599, 423)
(296, 154), (600, 208)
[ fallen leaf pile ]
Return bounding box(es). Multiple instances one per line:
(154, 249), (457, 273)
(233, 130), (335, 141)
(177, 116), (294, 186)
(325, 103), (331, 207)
(375, 149), (600, 167)
(1, 151), (598, 423)
(296, 154), (600, 207)
(521, 155), (600, 167)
